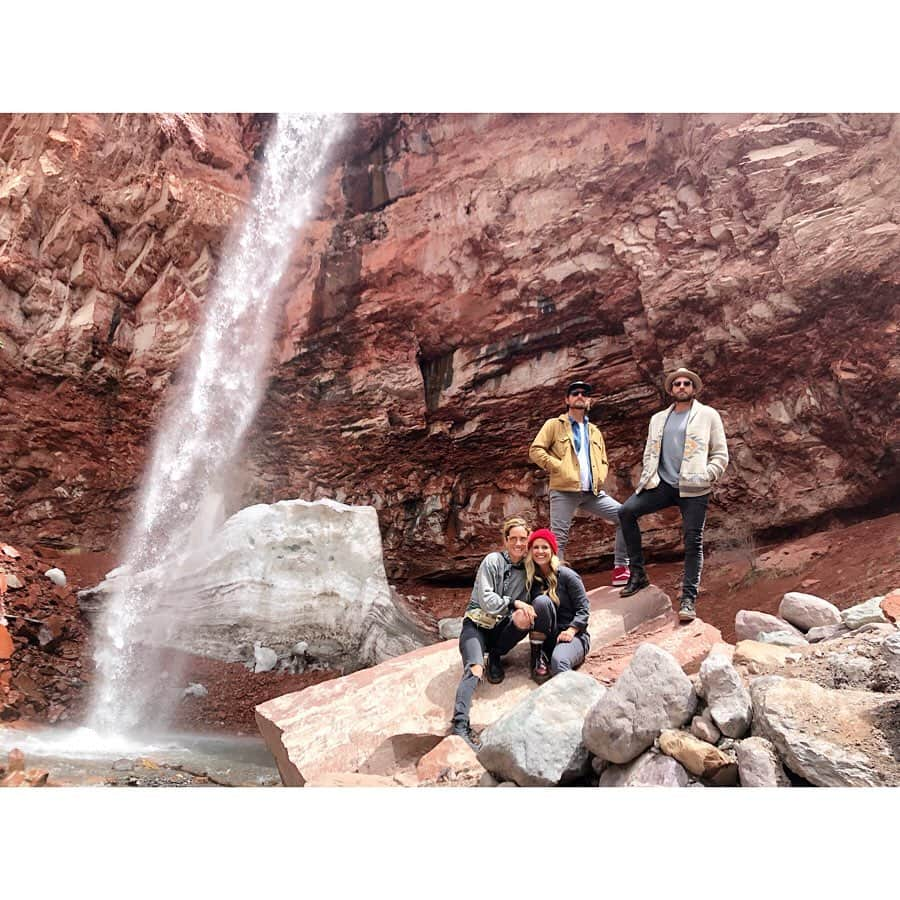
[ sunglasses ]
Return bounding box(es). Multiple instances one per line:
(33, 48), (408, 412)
(672, 380), (693, 388)
(568, 390), (590, 397)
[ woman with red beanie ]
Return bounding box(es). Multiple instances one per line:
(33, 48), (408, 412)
(524, 528), (591, 682)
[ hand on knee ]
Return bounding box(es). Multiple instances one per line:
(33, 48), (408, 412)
(511, 609), (532, 630)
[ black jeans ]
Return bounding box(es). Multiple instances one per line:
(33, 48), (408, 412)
(618, 481), (710, 602)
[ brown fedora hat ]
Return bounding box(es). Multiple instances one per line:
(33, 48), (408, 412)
(664, 367), (703, 394)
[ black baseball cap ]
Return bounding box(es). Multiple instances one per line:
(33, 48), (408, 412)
(566, 380), (593, 395)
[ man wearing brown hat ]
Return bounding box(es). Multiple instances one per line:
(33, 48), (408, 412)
(618, 367), (729, 622)
(529, 380), (630, 585)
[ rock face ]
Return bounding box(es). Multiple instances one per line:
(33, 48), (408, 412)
(582, 643), (697, 764)
(2, 114), (899, 579)
(477, 671), (605, 786)
(79, 498), (434, 670)
(750, 676), (900, 787)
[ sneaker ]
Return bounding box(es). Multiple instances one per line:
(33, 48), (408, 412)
(678, 597), (697, 622)
(611, 565), (630, 587)
(619, 569), (650, 598)
(486, 652), (505, 684)
(451, 722), (482, 752)
(532, 650), (550, 683)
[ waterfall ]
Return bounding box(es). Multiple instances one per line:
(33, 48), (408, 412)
(88, 113), (345, 735)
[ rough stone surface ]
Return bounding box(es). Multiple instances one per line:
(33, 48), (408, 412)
(807, 623), (851, 643)
(438, 618), (463, 640)
(841, 596), (889, 630)
(778, 592), (841, 631)
(882, 633), (900, 680)
(700, 651), (752, 738)
(2, 114), (898, 580)
(735, 736), (791, 787)
(735, 610), (805, 643)
(477, 671), (606, 786)
(79, 498), (434, 669)
(658, 729), (738, 785)
(583, 643), (697, 765)
(881, 589), (900, 624)
(598, 750), (690, 787)
(758, 630), (809, 648)
(690, 710), (721, 744)
(750, 676), (900, 786)
(416, 735), (486, 784)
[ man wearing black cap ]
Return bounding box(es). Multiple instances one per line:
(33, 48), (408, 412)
(529, 380), (630, 585)
(618, 367), (729, 622)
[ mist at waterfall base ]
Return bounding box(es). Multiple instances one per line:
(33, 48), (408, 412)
(70, 113), (346, 743)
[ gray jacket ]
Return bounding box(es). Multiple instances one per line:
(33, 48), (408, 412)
(463, 550), (527, 629)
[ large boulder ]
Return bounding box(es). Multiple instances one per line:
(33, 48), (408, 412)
(699, 652), (752, 738)
(778, 592), (841, 631)
(750, 676), (900, 786)
(735, 610), (805, 643)
(477, 671), (606, 786)
(80, 498), (434, 669)
(583, 643), (697, 765)
(735, 736), (791, 787)
(598, 750), (690, 787)
(841, 596), (889, 630)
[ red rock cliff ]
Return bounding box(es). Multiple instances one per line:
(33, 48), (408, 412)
(2, 114), (898, 579)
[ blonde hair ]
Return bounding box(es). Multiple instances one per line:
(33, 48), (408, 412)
(525, 551), (561, 606)
(501, 516), (529, 540)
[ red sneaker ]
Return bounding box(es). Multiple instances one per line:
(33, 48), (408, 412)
(611, 565), (630, 587)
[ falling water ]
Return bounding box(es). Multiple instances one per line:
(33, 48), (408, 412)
(88, 113), (345, 736)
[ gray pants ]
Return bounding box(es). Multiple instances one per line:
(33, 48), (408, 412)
(532, 594), (589, 676)
(549, 489), (628, 564)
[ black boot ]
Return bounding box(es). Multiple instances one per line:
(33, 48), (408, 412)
(619, 567), (650, 598)
(486, 651), (505, 684)
(451, 720), (482, 751)
(530, 643), (549, 683)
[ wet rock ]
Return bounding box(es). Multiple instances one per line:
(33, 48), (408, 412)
(841, 596), (889, 630)
(735, 610), (805, 643)
(478, 671), (605, 786)
(44, 568), (67, 587)
(583, 643), (697, 765)
(598, 750), (690, 787)
(700, 651), (752, 738)
(735, 736), (790, 787)
(778, 592), (841, 632)
(658, 729), (738, 785)
(182, 682), (208, 698)
(750, 676), (900, 786)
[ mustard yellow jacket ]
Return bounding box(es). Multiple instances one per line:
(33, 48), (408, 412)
(529, 414), (610, 494)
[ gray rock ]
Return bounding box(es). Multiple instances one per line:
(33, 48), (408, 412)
(750, 676), (900, 786)
(778, 592), (841, 632)
(841, 596), (889, 630)
(691, 711), (721, 744)
(827, 652), (875, 686)
(291, 641), (309, 657)
(438, 618), (463, 640)
(44, 567), (67, 587)
(758, 630), (809, 648)
(700, 652), (752, 738)
(477, 671), (606, 786)
(478, 771), (500, 787)
(882, 633), (900, 680)
(598, 750), (690, 787)
(735, 610), (804, 642)
(111, 758), (134, 772)
(253, 643), (278, 673)
(583, 643), (697, 765)
(807, 623), (851, 642)
(735, 736), (790, 787)
(591, 756), (609, 776)
(181, 682), (208, 698)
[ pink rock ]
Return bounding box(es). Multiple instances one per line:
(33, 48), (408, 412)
(416, 735), (485, 783)
(881, 589), (900, 624)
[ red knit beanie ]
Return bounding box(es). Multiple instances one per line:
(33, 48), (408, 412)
(527, 528), (559, 556)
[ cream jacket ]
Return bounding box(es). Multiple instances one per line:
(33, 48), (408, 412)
(637, 400), (729, 497)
